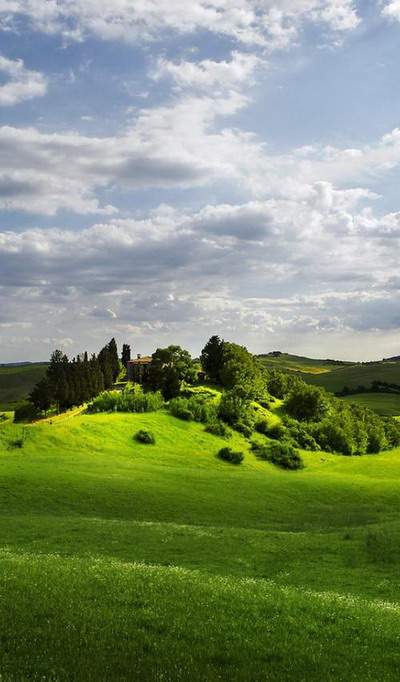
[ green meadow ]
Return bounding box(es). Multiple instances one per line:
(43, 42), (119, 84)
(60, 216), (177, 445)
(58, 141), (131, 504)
(1, 410), (400, 679)
(342, 392), (400, 416)
(0, 363), (47, 410)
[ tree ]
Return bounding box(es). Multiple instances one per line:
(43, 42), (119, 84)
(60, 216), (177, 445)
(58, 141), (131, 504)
(285, 384), (331, 422)
(29, 377), (53, 413)
(219, 342), (264, 399)
(146, 345), (194, 399)
(121, 343), (131, 368)
(107, 338), (120, 381)
(200, 335), (224, 382)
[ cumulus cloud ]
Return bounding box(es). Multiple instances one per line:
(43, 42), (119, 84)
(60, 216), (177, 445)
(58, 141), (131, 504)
(0, 1), (360, 48)
(152, 52), (264, 92)
(0, 54), (47, 105)
(382, 1), (400, 21)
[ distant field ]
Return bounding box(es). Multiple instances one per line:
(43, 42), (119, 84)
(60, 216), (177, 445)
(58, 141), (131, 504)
(0, 363), (47, 410)
(258, 354), (400, 395)
(341, 393), (400, 416)
(304, 362), (400, 393)
(258, 353), (351, 375)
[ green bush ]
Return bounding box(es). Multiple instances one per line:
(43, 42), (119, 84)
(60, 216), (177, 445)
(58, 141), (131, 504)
(234, 421), (253, 438)
(218, 386), (256, 430)
(217, 447), (244, 465)
(135, 429), (156, 444)
(14, 402), (38, 423)
(87, 386), (164, 414)
(205, 421), (231, 439)
(169, 395), (217, 424)
(255, 419), (269, 434)
(266, 423), (287, 440)
(285, 385), (330, 422)
(268, 442), (304, 470)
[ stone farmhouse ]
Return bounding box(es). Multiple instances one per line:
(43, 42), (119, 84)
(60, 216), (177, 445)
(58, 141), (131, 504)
(126, 354), (152, 384)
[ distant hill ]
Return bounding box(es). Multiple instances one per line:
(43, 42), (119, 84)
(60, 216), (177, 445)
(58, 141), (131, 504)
(0, 362), (48, 410)
(258, 352), (400, 400)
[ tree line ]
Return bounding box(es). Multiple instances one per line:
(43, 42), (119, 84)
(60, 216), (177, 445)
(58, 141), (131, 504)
(26, 338), (129, 416)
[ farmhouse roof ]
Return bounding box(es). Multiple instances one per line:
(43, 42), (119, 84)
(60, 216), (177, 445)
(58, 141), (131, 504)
(128, 356), (152, 365)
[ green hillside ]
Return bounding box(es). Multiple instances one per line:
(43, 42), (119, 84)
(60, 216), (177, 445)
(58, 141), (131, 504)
(258, 354), (400, 416)
(341, 393), (400, 416)
(0, 363), (48, 410)
(258, 352), (351, 375)
(1, 410), (400, 678)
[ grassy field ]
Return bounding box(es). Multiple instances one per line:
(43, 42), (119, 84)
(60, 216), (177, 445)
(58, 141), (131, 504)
(258, 353), (351, 375)
(258, 354), (400, 416)
(341, 393), (400, 416)
(0, 362), (47, 410)
(1, 410), (400, 678)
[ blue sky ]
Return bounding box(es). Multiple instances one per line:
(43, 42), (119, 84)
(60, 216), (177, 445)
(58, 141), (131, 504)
(1, 0), (400, 361)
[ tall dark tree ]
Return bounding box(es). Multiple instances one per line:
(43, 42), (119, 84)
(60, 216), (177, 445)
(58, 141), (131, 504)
(108, 338), (120, 381)
(121, 343), (131, 368)
(29, 377), (53, 413)
(200, 335), (225, 382)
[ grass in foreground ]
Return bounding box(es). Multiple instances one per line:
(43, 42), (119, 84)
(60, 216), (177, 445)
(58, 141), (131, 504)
(1, 410), (400, 678)
(1, 551), (400, 681)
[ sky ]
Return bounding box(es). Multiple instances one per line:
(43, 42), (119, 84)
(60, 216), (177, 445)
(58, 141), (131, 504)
(1, 1), (400, 362)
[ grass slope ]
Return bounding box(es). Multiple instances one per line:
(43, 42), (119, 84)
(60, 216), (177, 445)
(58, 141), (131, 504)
(0, 362), (47, 410)
(1, 411), (400, 678)
(341, 393), (400, 416)
(259, 354), (400, 414)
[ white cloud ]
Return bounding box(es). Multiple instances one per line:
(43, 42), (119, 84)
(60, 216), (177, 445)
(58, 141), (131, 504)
(153, 52), (264, 92)
(382, 1), (400, 21)
(0, 54), (47, 105)
(0, 1), (360, 48)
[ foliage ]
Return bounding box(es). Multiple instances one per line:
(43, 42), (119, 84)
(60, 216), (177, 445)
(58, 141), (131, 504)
(266, 369), (300, 399)
(121, 344), (131, 368)
(285, 384), (331, 422)
(87, 385), (164, 414)
(217, 446), (244, 465)
(204, 420), (231, 439)
(169, 395), (218, 424)
(200, 335), (225, 382)
(135, 429), (156, 445)
(14, 402), (38, 423)
(219, 342), (264, 399)
(218, 386), (255, 429)
(146, 345), (196, 400)
(268, 442), (304, 470)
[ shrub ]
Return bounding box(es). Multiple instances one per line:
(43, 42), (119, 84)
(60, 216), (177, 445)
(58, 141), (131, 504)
(282, 417), (320, 451)
(175, 407), (193, 421)
(205, 421), (231, 439)
(266, 423), (287, 440)
(169, 395), (217, 424)
(10, 438), (24, 449)
(233, 421), (253, 438)
(255, 419), (269, 434)
(285, 385), (330, 422)
(14, 402), (38, 423)
(0, 413), (7, 422)
(268, 442), (304, 470)
(217, 447), (244, 465)
(135, 429), (155, 444)
(87, 386), (164, 414)
(218, 386), (256, 430)
(383, 418), (400, 448)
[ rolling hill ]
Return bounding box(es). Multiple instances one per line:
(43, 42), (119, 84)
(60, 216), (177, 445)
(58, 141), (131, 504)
(1, 409), (400, 678)
(0, 362), (48, 410)
(258, 353), (400, 415)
